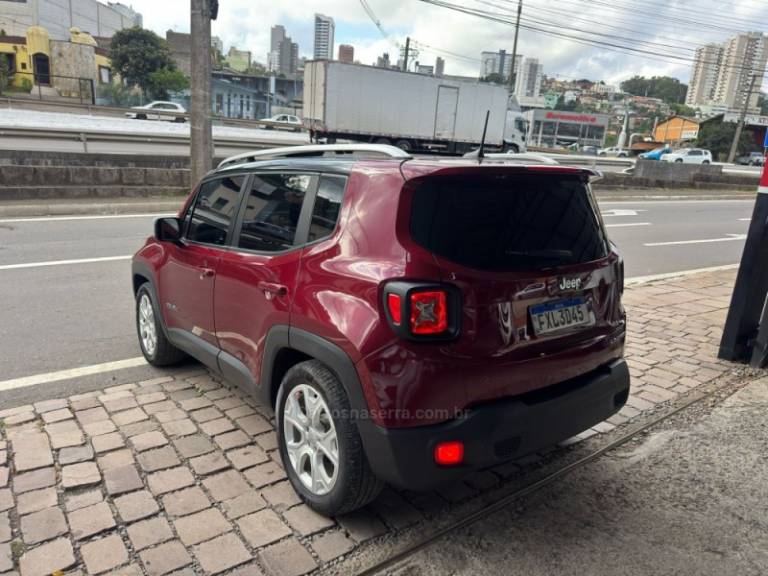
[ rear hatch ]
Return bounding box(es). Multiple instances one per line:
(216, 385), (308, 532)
(406, 167), (625, 403)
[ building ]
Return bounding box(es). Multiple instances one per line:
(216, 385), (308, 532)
(652, 116), (704, 144)
(278, 37), (299, 75)
(435, 56), (445, 77)
(515, 57), (543, 99)
(313, 14), (334, 60)
(211, 36), (223, 55)
(210, 70), (303, 120)
(416, 63), (434, 75)
(480, 50), (520, 81)
(376, 52), (392, 68)
(106, 3), (141, 27)
(0, 25), (114, 102)
(166, 30), (221, 77)
(0, 0), (142, 41)
(268, 25), (285, 72)
(686, 33), (768, 114)
(226, 47), (252, 72)
(338, 44), (354, 64)
(524, 109), (610, 148)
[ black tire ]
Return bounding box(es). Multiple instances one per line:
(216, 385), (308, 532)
(675, 158), (683, 163)
(374, 137), (391, 145)
(276, 360), (384, 516)
(702, 160), (710, 165)
(135, 284), (186, 366)
(136, 113), (147, 120)
(394, 139), (412, 152)
(174, 117), (185, 123)
(503, 143), (519, 154)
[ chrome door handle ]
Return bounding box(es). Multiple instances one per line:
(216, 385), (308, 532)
(199, 268), (215, 279)
(258, 282), (288, 298)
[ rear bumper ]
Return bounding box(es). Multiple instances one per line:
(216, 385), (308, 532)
(359, 359), (630, 490)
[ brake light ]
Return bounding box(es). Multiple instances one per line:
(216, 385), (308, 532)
(410, 291), (448, 335)
(383, 282), (460, 340)
(387, 293), (402, 325)
(434, 441), (464, 466)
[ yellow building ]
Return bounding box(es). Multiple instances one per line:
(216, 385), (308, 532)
(0, 26), (116, 99)
(653, 116), (704, 145)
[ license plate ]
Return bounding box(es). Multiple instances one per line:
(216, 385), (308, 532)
(529, 298), (594, 335)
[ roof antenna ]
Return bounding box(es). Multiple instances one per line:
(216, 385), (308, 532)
(478, 110), (490, 164)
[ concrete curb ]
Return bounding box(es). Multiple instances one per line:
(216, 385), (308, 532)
(0, 199), (184, 217)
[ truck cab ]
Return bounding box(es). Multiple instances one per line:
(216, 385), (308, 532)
(504, 110), (528, 153)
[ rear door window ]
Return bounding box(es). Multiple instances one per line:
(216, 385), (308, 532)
(410, 174), (608, 272)
(236, 173), (313, 252)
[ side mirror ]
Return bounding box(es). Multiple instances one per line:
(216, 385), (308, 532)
(155, 217), (182, 243)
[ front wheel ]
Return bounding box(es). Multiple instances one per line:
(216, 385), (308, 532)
(675, 158), (684, 163)
(136, 284), (186, 366)
(702, 160), (710, 164)
(276, 360), (383, 516)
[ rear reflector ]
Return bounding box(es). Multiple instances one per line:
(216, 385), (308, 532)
(434, 441), (464, 466)
(387, 293), (402, 325)
(410, 291), (448, 335)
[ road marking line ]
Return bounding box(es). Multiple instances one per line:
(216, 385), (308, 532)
(0, 357), (147, 392)
(0, 255), (131, 270)
(644, 234), (747, 247)
(0, 213), (173, 223)
(739, 218), (751, 221)
(606, 222), (651, 228)
(601, 209), (646, 217)
(627, 264), (740, 286)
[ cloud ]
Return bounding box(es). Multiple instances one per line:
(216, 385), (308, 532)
(124, 0), (768, 89)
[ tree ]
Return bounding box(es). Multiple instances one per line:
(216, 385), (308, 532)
(147, 68), (189, 100)
(109, 27), (178, 97)
(670, 103), (697, 117)
(696, 119), (755, 161)
(0, 57), (12, 96)
(480, 73), (505, 85)
(620, 75), (688, 104)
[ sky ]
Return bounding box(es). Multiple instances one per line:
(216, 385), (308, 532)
(123, 0), (768, 89)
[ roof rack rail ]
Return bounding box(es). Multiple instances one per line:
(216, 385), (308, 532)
(218, 144), (412, 169)
(462, 150), (560, 165)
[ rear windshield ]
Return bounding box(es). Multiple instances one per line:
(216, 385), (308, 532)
(410, 174), (608, 272)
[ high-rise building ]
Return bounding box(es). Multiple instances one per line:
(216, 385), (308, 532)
(376, 52), (391, 68)
(338, 44), (354, 63)
(687, 33), (767, 114)
(515, 57), (543, 99)
(278, 37), (299, 75)
(686, 43), (723, 108)
(435, 57), (445, 77)
(480, 50), (520, 81)
(268, 25), (286, 72)
(313, 14), (335, 60)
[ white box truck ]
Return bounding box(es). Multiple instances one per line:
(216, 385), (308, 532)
(303, 60), (527, 154)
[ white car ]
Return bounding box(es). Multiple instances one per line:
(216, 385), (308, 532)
(126, 101), (186, 122)
(597, 146), (629, 158)
(661, 148), (712, 164)
(260, 114), (303, 131)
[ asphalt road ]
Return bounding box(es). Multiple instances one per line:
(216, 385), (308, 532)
(0, 198), (754, 407)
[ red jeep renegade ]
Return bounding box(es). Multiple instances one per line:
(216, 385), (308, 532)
(132, 145), (629, 516)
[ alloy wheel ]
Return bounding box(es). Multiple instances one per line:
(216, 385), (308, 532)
(138, 294), (158, 357)
(283, 383), (339, 495)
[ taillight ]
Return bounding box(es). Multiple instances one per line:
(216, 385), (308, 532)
(410, 291), (447, 334)
(434, 441), (464, 466)
(387, 293), (402, 325)
(383, 282), (460, 340)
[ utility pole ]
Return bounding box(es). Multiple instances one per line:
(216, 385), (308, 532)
(402, 37), (410, 72)
(190, 0), (214, 185)
(508, 0), (522, 93)
(727, 73), (757, 164)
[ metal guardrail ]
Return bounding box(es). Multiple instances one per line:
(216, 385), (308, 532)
(0, 125), (297, 156)
(0, 97), (306, 132)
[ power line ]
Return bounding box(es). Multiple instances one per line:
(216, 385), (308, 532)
(416, 0), (768, 79)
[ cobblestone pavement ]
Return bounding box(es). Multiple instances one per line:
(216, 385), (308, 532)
(0, 270), (740, 576)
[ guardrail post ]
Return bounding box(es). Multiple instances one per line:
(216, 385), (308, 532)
(80, 133), (88, 153)
(719, 163), (768, 362)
